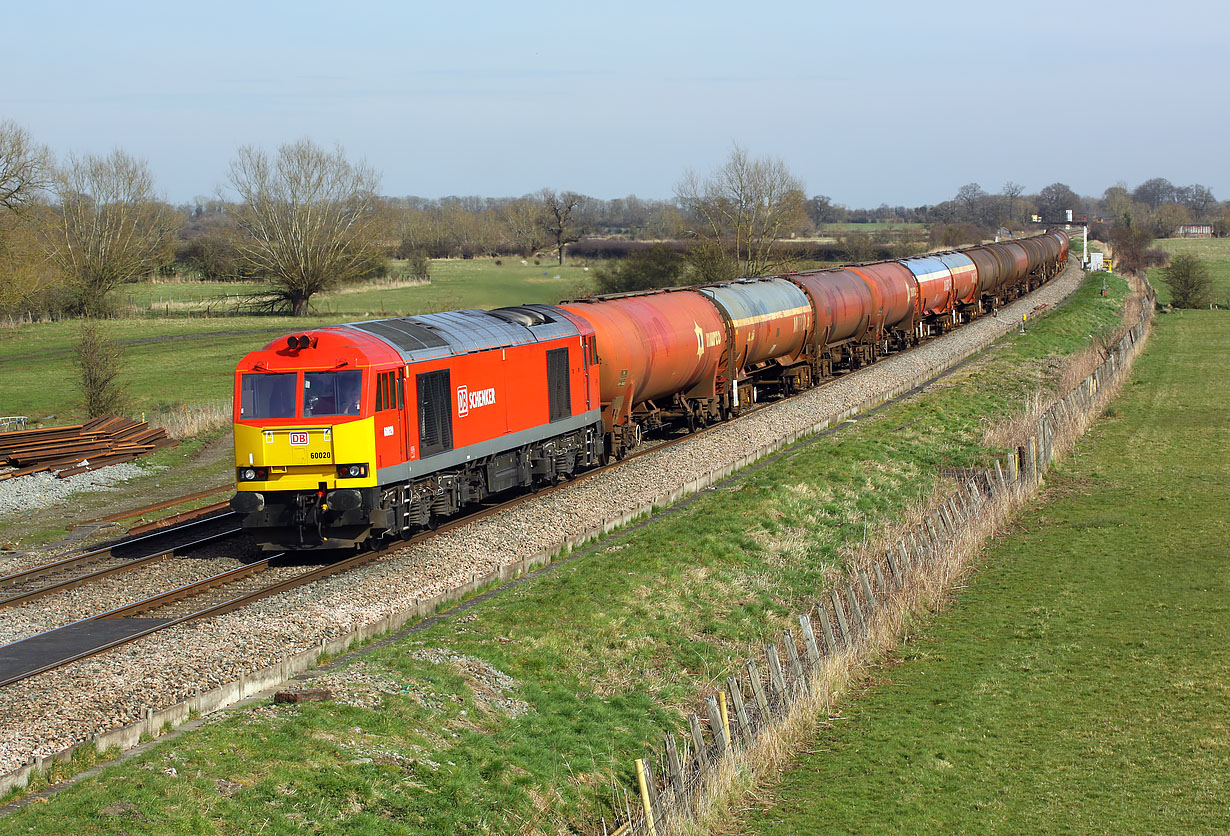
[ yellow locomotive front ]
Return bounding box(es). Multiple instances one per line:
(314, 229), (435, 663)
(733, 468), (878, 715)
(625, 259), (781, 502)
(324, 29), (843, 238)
(230, 331), (398, 549)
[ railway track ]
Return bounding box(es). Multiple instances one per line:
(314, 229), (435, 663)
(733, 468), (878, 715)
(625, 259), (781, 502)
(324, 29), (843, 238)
(0, 513), (243, 609)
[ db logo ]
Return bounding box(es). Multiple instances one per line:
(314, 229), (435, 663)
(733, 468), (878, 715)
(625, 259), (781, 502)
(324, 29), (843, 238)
(288, 431), (309, 446)
(457, 385), (496, 417)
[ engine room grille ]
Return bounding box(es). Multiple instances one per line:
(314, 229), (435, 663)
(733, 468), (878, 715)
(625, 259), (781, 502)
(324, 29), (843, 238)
(547, 347), (571, 423)
(416, 369), (453, 457)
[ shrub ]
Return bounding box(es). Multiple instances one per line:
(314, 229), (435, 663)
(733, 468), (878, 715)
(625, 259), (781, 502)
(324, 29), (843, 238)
(1159, 253), (1214, 308)
(594, 244), (686, 294)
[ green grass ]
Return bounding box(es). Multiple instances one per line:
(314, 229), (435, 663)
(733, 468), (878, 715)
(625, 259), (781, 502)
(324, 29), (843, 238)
(1148, 237), (1230, 306)
(0, 273), (1133, 834)
(0, 259), (598, 422)
(735, 309), (1230, 835)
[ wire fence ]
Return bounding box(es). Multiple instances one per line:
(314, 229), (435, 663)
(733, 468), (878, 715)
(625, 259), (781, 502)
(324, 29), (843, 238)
(606, 287), (1155, 836)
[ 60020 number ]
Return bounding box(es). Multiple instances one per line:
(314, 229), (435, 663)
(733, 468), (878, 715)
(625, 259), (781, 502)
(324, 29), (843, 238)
(310, 451), (331, 460)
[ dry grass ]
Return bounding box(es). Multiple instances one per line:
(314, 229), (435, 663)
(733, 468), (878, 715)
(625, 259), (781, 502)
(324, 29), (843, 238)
(146, 399), (231, 438)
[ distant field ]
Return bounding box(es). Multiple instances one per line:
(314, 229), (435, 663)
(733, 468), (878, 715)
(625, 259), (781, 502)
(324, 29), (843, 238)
(1149, 237), (1230, 306)
(735, 310), (1230, 835)
(0, 259), (597, 422)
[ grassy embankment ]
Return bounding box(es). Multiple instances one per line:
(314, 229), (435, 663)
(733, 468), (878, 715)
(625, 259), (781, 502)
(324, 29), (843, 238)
(733, 309), (1229, 834)
(0, 270), (1133, 833)
(1149, 236), (1230, 306)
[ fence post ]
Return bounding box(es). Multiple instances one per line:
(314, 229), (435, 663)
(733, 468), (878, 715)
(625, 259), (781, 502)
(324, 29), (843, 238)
(717, 691), (733, 747)
(858, 569), (876, 614)
(844, 583), (866, 635)
(664, 733), (683, 794)
(799, 613), (821, 668)
(635, 758), (659, 836)
(706, 696), (728, 754)
(783, 629), (805, 692)
(885, 549), (901, 584)
(830, 590), (850, 646)
(765, 644), (789, 705)
(872, 560), (887, 594)
(817, 600), (837, 654)
(688, 714), (708, 768)
(745, 660), (769, 719)
(726, 676), (751, 741)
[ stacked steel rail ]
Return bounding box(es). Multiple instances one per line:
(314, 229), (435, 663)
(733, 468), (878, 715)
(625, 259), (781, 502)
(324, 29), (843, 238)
(0, 417), (176, 481)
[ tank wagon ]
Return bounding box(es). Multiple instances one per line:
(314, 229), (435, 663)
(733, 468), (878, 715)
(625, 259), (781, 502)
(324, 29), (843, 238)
(230, 232), (1068, 549)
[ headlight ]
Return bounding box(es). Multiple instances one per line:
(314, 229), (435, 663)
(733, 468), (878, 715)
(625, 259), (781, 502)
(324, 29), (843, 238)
(336, 464), (368, 478)
(237, 467), (269, 482)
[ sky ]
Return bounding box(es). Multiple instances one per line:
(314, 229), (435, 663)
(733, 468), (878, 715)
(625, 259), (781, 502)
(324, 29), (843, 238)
(3, 0), (1225, 208)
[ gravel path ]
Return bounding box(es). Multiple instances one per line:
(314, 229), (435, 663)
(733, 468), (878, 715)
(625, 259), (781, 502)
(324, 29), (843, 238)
(0, 462), (157, 520)
(0, 264), (1085, 776)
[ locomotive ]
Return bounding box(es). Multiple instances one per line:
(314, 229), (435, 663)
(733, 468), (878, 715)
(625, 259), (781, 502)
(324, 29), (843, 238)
(229, 231), (1069, 549)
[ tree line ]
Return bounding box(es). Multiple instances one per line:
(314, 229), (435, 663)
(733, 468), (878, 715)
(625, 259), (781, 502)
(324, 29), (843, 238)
(3, 117), (1227, 320)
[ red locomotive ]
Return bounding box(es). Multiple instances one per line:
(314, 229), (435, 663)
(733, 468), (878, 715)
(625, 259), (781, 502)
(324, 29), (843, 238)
(231, 231), (1068, 549)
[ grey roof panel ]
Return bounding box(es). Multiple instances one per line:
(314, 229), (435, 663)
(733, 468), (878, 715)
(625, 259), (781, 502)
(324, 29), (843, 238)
(336, 306), (580, 364)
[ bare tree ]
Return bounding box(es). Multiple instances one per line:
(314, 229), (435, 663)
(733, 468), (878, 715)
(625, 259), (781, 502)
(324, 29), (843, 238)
(500, 197), (548, 256)
(1131, 177), (1176, 210)
(1001, 181), (1024, 225)
(0, 121), (52, 214)
(1036, 182), (1080, 222)
(45, 150), (181, 315)
(954, 182), (985, 223)
(538, 189), (586, 265)
(227, 140), (384, 316)
(676, 144), (806, 279)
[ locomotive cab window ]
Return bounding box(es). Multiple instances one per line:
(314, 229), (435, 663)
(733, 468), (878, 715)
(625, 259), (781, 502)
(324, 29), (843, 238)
(416, 369), (453, 457)
(303, 370), (364, 417)
(240, 373), (296, 419)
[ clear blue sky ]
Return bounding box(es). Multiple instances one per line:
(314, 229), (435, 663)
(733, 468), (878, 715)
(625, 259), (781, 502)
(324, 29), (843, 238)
(3, 0), (1223, 207)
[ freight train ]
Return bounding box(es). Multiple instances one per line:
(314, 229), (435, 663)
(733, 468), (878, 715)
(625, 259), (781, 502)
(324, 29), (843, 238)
(230, 231), (1069, 549)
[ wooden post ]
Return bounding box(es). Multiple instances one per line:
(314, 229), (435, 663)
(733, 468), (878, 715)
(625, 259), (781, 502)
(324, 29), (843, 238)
(873, 560), (887, 593)
(635, 758), (658, 836)
(858, 569), (876, 614)
(830, 589), (850, 646)
(817, 601), (837, 654)
(718, 691), (733, 748)
(745, 659), (769, 719)
(799, 613), (821, 667)
(885, 549), (901, 583)
(664, 733), (683, 794)
(783, 628), (805, 691)
(845, 583), (866, 635)
(688, 714), (708, 768)
(727, 675), (751, 740)
(765, 644), (788, 706)
(706, 696), (727, 754)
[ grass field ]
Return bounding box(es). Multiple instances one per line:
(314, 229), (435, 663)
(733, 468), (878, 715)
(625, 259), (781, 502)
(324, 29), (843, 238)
(733, 310), (1229, 834)
(0, 273), (1133, 833)
(1149, 237), (1230, 306)
(0, 259), (597, 422)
